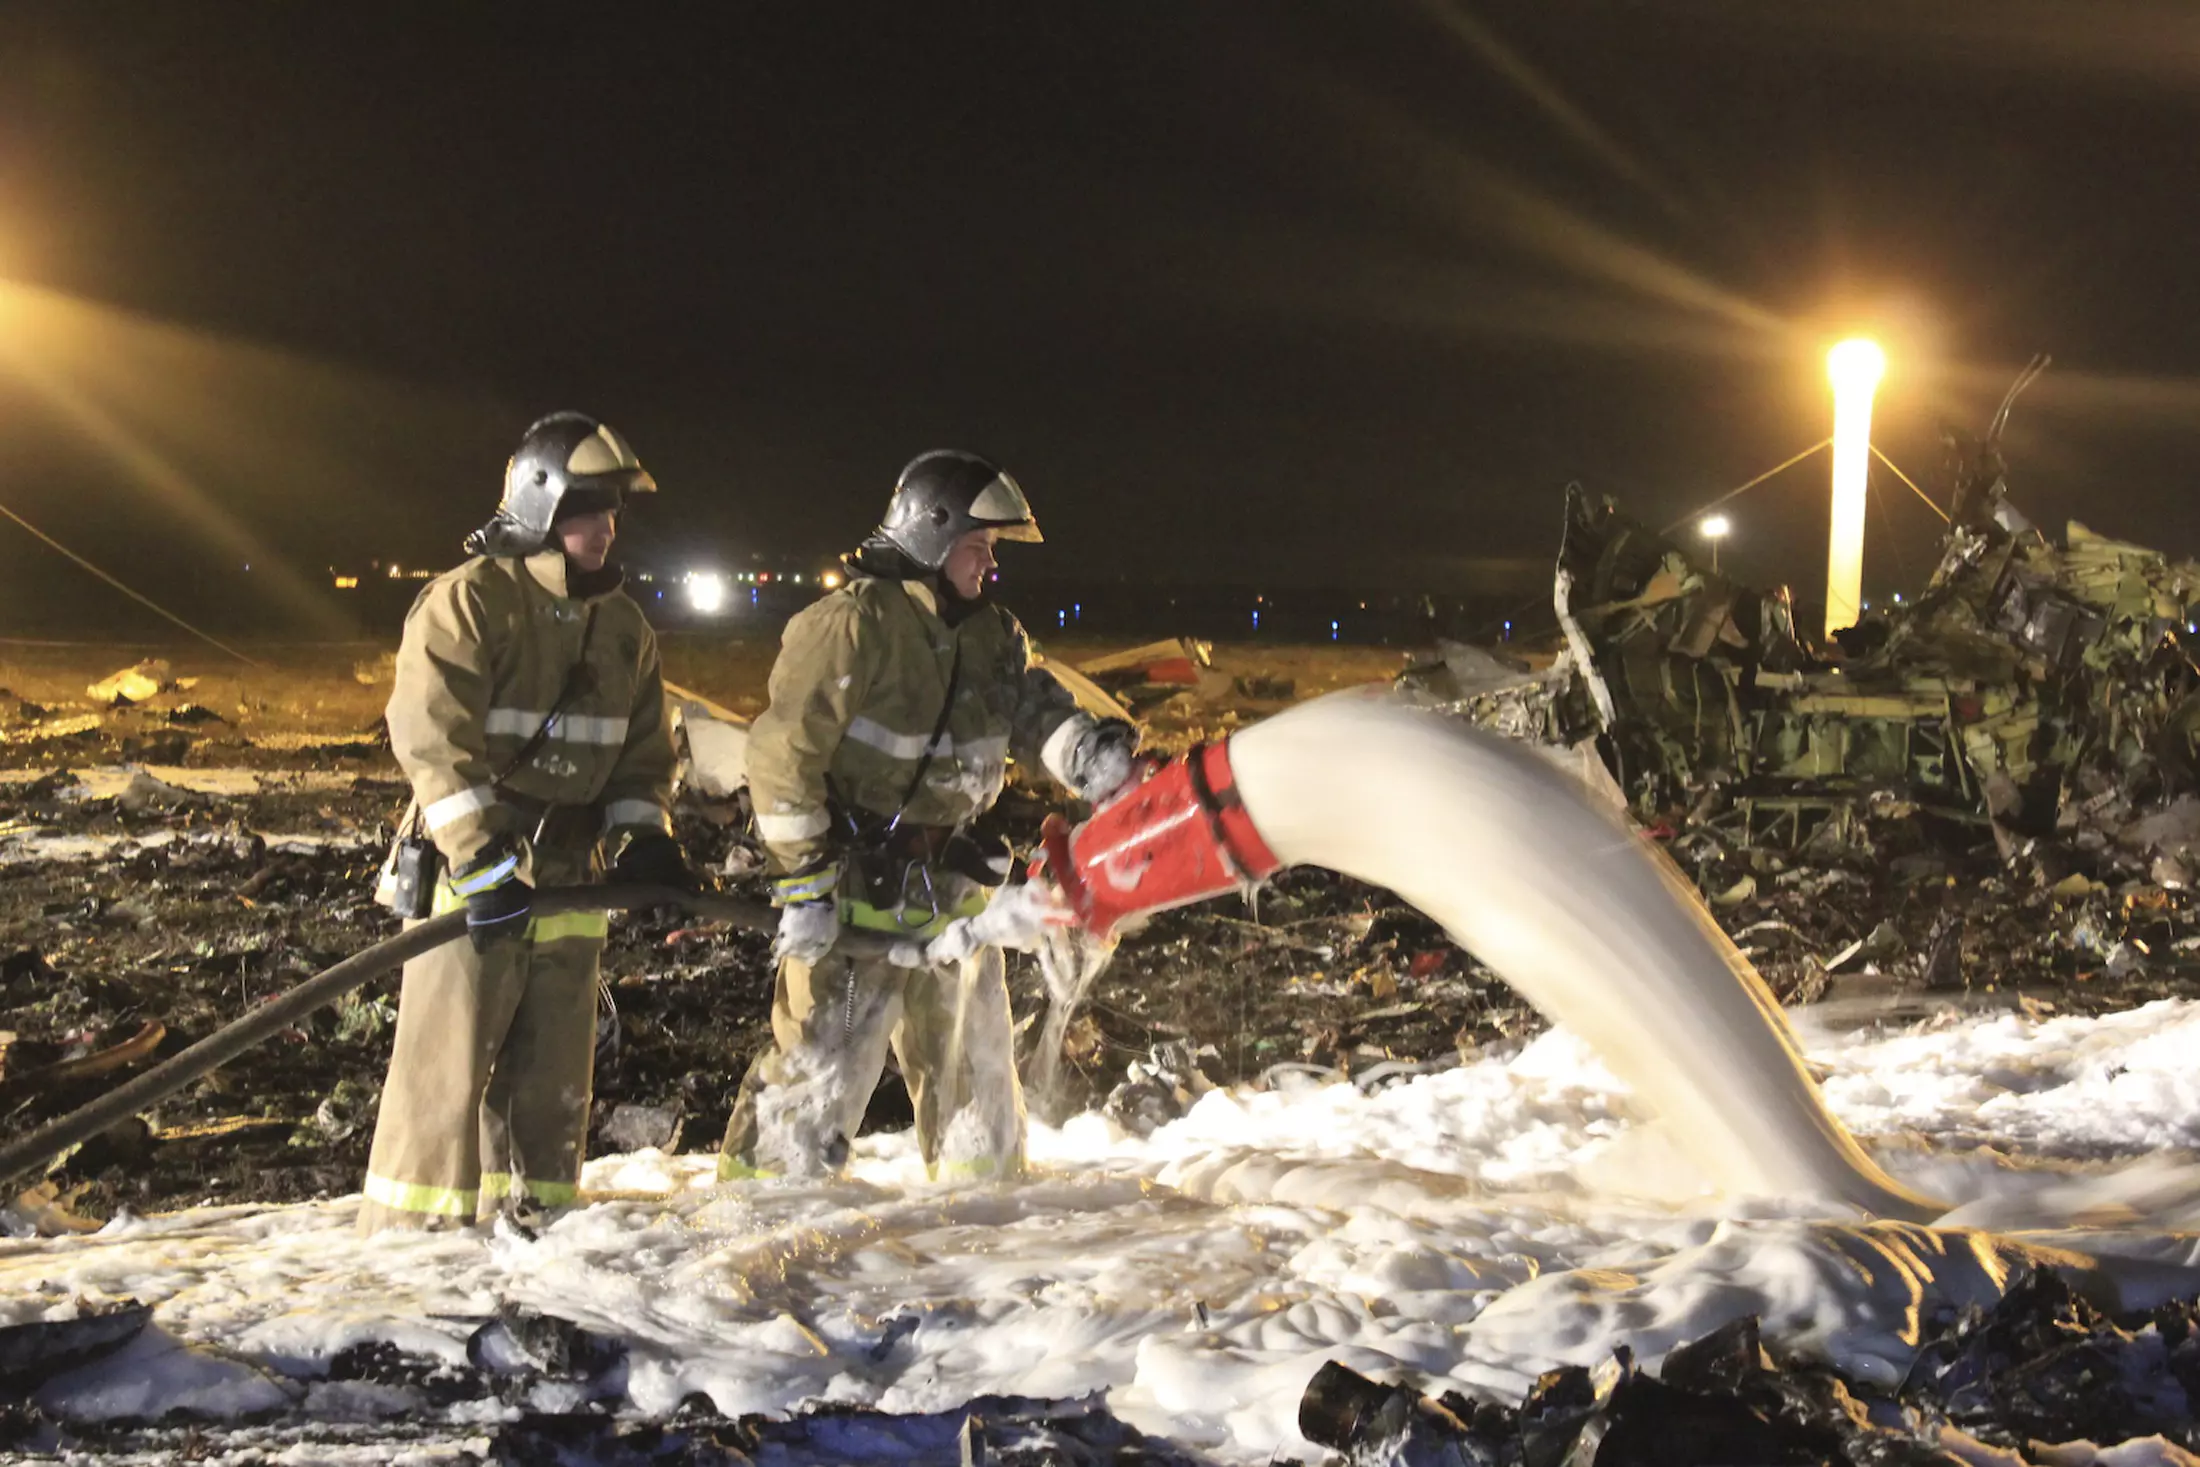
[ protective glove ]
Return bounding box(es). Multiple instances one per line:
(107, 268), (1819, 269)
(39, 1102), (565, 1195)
(925, 880), (1073, 967)
(1068, 717), (1141, 806)
(452, 841), (532, 954)
(611, 827), (694, 892)
(774, 899), (840, 966)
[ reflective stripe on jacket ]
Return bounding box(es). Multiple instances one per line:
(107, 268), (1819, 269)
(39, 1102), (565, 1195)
(383, 550), (675, 880)
(748, 576), (1082, 875)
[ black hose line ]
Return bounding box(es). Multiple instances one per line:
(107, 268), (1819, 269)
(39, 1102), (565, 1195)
(0, 884), (910, 1199)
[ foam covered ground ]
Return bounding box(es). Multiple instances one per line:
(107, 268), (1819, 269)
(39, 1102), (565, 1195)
(12, 996), (2200, 1462)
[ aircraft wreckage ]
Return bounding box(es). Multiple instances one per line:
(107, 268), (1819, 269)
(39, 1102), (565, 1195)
(1404, 432), (2200, 894)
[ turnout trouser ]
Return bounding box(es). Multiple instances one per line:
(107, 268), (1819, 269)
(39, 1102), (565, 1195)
(358, 858), (607, 1235)
(719, 930), (1026, 1182)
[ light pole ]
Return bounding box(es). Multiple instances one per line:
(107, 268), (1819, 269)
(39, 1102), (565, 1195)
(1825, 338), (1885, 642)
(1699, 513), (1730, 574)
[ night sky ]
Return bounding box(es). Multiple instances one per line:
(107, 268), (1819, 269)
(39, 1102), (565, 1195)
(3, 2), (2199, 632)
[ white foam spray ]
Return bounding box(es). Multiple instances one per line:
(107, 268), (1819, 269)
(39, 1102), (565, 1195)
(1026, 928), (1119, 1122)
(1224, 690), (1940, 1219)
(931, 946), (1028, 1175)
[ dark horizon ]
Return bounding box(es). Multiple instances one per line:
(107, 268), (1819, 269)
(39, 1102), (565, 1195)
(0, 551), (1540, 651)
(5, 2), (2200, 639)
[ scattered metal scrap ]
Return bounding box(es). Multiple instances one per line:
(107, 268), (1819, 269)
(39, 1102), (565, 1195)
(84, 660), (183, 708)
(0, 1020), (164, 1109)
(1072, 636), (1221, 711)
(1398, 397), (2200, 1003)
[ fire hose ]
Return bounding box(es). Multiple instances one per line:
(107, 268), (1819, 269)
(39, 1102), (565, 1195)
(0, 884), (906, 1199)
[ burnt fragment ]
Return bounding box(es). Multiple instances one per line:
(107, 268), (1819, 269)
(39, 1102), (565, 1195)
(0, 1300), (152, 1387)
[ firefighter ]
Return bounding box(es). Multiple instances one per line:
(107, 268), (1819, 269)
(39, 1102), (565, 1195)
(359, 412), (690, 1235)
(720, 450), (1137, 1182)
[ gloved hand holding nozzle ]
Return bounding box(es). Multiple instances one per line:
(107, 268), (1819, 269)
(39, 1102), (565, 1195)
(924, 879), (1074, 966)
(1068, 717), (1142, 807)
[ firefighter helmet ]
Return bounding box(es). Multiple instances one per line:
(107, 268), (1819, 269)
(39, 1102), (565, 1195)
(465, 413), (656, 557)
(874, 450), (1041, 572)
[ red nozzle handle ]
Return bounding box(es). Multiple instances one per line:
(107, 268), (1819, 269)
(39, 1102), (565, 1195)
(1035, 812), (1088, 926)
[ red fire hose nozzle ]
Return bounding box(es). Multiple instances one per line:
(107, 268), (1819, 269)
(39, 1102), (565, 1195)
(1033, 740), (1282, 939)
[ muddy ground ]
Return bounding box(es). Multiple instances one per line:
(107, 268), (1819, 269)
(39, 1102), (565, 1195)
(2, 634), (2196, 1222)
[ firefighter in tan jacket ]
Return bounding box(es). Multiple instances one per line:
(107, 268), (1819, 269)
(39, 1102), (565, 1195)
(359, 413), (688, 1235)
(720, 450), (1138, 1181)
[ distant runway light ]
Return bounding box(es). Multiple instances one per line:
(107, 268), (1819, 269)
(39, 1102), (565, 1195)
(685, 572), (728, 614)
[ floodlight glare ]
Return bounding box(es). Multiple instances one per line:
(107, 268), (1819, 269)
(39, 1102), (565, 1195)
(685, 571), (729, 614)
(1699, 513), (1731, 571)
(1825, 338), (1885, 641)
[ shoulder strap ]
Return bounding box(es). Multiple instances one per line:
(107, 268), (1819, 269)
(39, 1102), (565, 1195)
(885, 640), (962, 833)
(492, 605), (599, 790)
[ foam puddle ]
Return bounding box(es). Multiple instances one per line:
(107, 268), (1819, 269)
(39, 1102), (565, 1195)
(12, 1005), (2200, 1461)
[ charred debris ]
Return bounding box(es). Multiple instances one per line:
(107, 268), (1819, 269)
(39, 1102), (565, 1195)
(1402, 431), (2200, 1006)
(1301, 1263), (2200, 1466)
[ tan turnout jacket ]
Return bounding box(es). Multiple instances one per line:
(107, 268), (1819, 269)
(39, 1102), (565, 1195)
(382, 550), (675, 884)
(748, 575), (1085, 875)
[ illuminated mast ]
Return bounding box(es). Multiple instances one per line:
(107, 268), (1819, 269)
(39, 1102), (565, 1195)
(1823, 338), (1885, 642)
